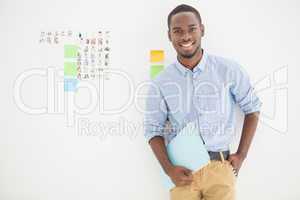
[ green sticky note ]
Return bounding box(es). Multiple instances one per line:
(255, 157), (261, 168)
(64, 45), (78, 58)
(150, 65), (164, 79)
(64, 62), (77, 76)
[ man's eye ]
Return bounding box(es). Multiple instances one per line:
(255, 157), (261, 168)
(190, 28), (197, 32)
(173, 30), (180, 34)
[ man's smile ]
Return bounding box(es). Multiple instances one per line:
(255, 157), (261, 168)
(179, 41), (195, 50)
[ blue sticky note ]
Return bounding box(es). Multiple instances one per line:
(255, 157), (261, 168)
(64, 78), (78, 92)
(162, 119), (210, 190)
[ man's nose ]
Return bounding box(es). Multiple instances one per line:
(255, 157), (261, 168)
(181, 32), (191, 41)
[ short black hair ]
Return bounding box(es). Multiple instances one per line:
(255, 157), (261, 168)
(167, 4), (202, 29)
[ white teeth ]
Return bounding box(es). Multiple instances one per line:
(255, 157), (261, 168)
(181, 42), (193, 47)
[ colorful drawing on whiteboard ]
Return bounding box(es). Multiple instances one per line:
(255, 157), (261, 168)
(38, 29), (111, 92)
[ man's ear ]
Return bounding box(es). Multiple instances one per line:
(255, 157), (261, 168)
(200, 24), (205, 37)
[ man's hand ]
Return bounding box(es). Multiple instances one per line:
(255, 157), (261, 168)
(167, 166), (193, 187)
(227, 152), (246, 176)
(228, 112), (259, 176)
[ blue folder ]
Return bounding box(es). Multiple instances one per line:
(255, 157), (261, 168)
(162, 119), (210, 190)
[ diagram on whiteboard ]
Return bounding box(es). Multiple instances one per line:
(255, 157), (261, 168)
(38, 30), (111, 92)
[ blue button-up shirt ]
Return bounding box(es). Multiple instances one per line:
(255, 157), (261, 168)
(144, 50), (262, 151)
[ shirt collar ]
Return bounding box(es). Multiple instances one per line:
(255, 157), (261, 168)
(174, 49), (208, 76)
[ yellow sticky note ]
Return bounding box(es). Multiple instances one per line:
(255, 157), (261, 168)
(150, 50), (164, 63)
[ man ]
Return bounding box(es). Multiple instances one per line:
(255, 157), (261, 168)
(144, 4), (261, 200)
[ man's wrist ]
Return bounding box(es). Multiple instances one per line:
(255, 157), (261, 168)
(164, 163), (175, 175)
(236, 150), (247, 160)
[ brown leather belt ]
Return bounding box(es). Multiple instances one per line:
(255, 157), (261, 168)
(208, 151), (230, 161)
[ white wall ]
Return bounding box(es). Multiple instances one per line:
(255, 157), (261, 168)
(0, 0), (299, 199)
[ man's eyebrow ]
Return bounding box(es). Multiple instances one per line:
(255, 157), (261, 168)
(172, 27), (181, 30)
(172, 24), (198, 30)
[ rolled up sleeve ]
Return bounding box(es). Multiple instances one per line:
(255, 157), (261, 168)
(144, 81), (168, 143)
(230, 63), (262, 115)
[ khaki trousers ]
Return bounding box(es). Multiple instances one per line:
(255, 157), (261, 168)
(170, 152), (236, 200)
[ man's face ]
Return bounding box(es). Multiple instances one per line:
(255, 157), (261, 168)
(168, 12), (204, 59)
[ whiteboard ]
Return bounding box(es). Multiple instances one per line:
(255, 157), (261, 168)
(0, 0), (299, 199)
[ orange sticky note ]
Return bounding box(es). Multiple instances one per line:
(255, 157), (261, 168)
(150, 50), (164, 63)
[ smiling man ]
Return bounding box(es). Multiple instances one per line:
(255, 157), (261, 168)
(144, 4), (262, 200)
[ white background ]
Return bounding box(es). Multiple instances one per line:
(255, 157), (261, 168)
(0, 0), (299, 199)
